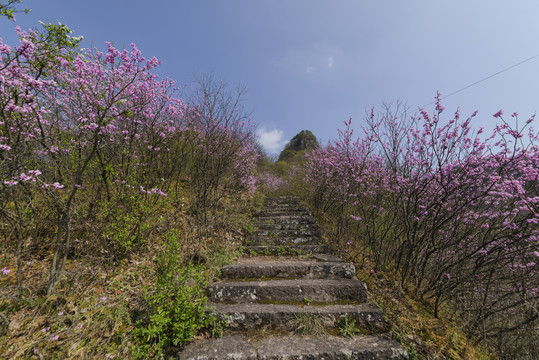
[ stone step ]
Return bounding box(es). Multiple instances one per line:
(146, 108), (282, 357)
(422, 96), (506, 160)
(257, 204), (310, 210)
(255, 223), (320, 231)
(251, 228), (320, 237)
(207, 278), (368, 304)
(256, 214), (314, 220)
(220, 258), (355, 280)
(244, 244), (329, 255)
(259, 201), (305, 207)
(264, 196), (300, 203)
(256, 210), (311, 218)
(178, 335), (408, 360)
(208, 303), (384, 332)
(255, 216), (316, 225)
(246, 236), (323, 246)
(261, 205), (304, 210)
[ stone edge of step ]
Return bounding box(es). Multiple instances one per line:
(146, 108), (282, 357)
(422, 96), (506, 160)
(220, 260), (356, 280)
(178, 335), (408, 360)
(205, 302), (385, 331)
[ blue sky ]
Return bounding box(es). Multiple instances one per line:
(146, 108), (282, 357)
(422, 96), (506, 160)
(1, 1), (538, 154)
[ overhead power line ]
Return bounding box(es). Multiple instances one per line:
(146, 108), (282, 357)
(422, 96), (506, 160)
(423, 53), (539, 108)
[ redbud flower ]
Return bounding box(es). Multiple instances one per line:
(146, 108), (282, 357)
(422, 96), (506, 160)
(19, 173), (32, 181)
(51, 182), (64, 189)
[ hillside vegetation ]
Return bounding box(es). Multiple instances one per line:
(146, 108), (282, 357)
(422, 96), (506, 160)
(0, 21), (261, 359)
(1, 12), (537, 360)
(276, 103), (538, 359)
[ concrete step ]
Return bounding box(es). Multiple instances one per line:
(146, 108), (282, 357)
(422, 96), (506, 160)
(256, 207), (311, 214)
(255, 223), (320, 231)
(246, 236), (323, 246)
(208, 303), (384, 332)
(178, 335), (408, 359)
(255, 216), (316, 225)
(255, 211), (311, 218)
(220, 258), (355, 280)
(258, 202), (306, 208)
(244, 244), (329, 255)
(251, 228), (320, 238)
(207, 278), (368, 304)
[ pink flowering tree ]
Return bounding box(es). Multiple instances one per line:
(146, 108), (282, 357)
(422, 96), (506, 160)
(305, 96), (538, 356)
(1, 25), (261, 295)
(0, 23), (83, 289)
(0, 27), (178, 292)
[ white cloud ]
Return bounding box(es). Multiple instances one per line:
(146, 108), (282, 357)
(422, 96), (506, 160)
(327, 56), (334, 69)
(257, 128), (287, 153)
(306, 66), (315, 74)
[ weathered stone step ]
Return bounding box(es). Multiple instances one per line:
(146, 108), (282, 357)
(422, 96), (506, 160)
(255, 216), (316, 225)
(259, 202), (305, 208)
(207, 278), (368, 304)
(208, 303), (384, 331)
(261, 203), (303, 209)
(261, 204), (304, 210)
(245, 244), (328, 255)
(257, 205), (311, 215)
(220, 258), (355, 280)
(255, 223), (320, 231)
(178, 335), (408, 359)
(251, 228), (320, 237)
(255, 211), (311, 219)
(256, 214), (314, 220)
(246, 236), (323, 246)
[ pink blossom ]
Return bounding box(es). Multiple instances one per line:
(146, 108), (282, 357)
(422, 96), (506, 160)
(19, 173), (33, 181)
(28, 170), (42, 176)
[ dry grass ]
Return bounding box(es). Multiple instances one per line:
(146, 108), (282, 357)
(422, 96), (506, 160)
(0, 188), (260, 359)
(352, 257), (494, 360)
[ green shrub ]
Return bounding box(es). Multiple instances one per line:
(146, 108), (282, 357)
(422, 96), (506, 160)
(100, 194), (152, 257)
(132, 229), (224, 359)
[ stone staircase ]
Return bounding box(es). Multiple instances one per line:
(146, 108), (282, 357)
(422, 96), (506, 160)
(179, 196), (408, 359)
